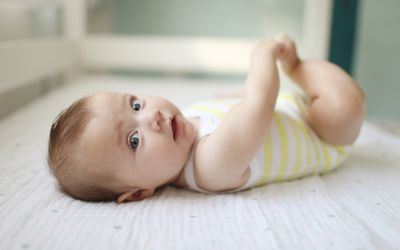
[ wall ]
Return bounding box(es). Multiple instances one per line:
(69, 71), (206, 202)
(0, 1), (61, 41)
(353, 1), (400, 120)
(88, 0), (304, 40)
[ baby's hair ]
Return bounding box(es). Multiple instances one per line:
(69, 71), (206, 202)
(47, 95), (119, 202)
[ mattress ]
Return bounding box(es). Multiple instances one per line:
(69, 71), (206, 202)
(1, 74), (399, 250)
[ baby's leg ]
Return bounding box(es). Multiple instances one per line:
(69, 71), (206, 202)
(276, 34), (366, 145)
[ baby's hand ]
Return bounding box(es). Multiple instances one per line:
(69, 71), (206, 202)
(252, 38), (284, 57)
(250, 38), (284, 69)
(274, 33), (300, 75)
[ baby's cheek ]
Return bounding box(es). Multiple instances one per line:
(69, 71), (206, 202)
(151, 143), (182, 165)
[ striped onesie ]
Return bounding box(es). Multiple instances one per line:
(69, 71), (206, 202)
(182, 91), (350, 193)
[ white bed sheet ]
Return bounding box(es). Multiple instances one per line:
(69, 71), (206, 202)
(1, 75), (399, 250)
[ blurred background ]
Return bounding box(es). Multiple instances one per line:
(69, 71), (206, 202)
(0, 0), (399, 133)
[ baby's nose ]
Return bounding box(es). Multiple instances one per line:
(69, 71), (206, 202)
(145, 109), (162, 131)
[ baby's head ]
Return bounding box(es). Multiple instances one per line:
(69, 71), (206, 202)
(48, 91), (197, 203)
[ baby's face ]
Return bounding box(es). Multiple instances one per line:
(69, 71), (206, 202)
(81, 92), (196, 193)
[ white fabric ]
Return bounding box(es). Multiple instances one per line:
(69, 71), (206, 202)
(1, 75), (400, 250)
(181, 94), (349, 194)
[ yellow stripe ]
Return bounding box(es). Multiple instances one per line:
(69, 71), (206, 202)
(279, 92), (307, 110)
(257, 115), (276, 186)
(334, 145), (348, 166)
(278, 94), (298, 108)
(301, 123), (320, 174)
(287, 118), (302, 180)
(190, 106), (225, 119)
(337, 146), (347, 155)
(321, 143), (332, 173)
(306, 128), (321, 175)
(295, 119), (312, 176)
(279, 94), (296, 102)
(274, 115), (289, 182)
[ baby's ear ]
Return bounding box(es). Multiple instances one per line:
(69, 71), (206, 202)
(117, 188), (155, 203)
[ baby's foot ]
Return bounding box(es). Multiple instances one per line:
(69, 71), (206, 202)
(275, 33), (300, 75)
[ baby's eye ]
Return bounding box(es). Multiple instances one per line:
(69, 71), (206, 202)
(132, 100), (142, 111)
(129, 132), (140, 151)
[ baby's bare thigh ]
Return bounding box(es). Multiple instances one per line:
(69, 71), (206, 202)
(304, 86), (366, 145)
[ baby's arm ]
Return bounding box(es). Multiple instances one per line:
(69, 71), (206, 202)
(194, 39), (282, 192)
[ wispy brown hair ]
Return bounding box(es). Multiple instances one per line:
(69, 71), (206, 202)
(47, 95), (119, 202)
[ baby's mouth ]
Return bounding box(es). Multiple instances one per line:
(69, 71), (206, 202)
(171, 117), (177, 140)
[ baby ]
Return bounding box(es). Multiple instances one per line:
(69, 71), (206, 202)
(47, 34), (366, 203)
